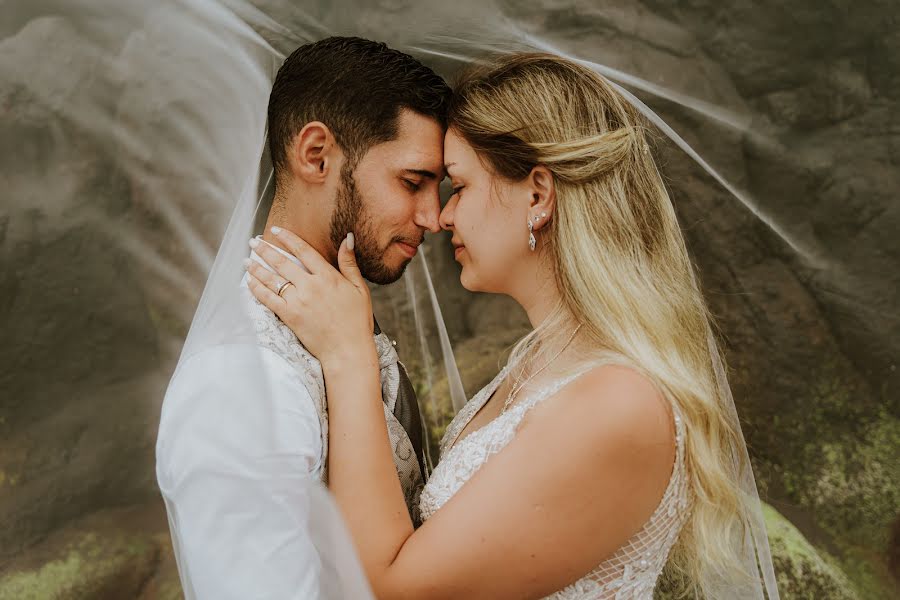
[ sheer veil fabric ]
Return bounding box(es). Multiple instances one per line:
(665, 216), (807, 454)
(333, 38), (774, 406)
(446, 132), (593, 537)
(3, 0), (782, 597)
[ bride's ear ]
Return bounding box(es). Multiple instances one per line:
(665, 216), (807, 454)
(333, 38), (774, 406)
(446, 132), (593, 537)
(288, 121), (337, 183)
(527, 165), (556, 231)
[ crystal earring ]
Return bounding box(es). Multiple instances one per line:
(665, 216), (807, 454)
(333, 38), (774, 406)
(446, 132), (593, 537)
(528, 219), (536, 252)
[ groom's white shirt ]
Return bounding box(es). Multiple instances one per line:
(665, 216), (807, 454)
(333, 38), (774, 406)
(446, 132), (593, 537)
(156, 239), (326, 600)
(157, 237), (424, 599)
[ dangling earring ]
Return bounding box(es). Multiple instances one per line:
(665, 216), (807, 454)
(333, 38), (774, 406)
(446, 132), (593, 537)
(528, 218), (537, 252)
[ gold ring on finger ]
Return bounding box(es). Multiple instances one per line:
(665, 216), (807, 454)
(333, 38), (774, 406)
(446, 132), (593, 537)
(276, 279), (293, 297)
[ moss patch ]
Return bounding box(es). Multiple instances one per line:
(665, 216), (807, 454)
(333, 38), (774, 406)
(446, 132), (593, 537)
(763, 503), (859, 599)
(781, 402), (900, 550)
(765, 360), (899, 597)
(0, 526), (158, 600)
(655, 503), (860, 599)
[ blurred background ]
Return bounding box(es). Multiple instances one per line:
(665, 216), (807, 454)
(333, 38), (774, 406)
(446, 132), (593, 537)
(1, 1), (897, 598)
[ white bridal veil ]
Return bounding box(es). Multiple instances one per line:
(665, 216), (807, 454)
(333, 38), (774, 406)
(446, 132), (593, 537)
(0, 0), (806, 597)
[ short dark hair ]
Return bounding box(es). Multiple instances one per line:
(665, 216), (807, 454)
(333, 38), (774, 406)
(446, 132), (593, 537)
(267, 37), (451, 188)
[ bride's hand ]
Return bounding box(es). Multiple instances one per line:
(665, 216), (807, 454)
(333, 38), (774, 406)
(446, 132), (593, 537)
(246, 227), (374, 366)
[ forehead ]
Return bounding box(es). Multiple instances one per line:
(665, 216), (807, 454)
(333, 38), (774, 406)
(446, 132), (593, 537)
(364, 109), (444, 174)
(444, 128), (478, 173)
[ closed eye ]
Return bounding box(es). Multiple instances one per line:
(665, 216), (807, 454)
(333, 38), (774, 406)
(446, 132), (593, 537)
(402, 179), (421, 192)
(451, 185), (464, 196)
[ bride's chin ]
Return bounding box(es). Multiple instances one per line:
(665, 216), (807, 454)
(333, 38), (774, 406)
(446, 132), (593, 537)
(458, 269), (479, 292)
(459, 267), (475, 292)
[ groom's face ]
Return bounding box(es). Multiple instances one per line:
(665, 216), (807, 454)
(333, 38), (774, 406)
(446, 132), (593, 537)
(329, 109), (444, 285)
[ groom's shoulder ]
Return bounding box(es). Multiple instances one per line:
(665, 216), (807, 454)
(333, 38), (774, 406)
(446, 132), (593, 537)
(160, 343), (320, 432)
(156, 343), (326, 488)
(158, 344), (323, 450)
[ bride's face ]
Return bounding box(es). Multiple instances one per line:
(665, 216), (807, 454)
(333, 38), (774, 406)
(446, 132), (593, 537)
(440, 128), (531, 293)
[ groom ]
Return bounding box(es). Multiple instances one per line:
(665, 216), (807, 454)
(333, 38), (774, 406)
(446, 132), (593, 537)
(156, 37), (450, 598)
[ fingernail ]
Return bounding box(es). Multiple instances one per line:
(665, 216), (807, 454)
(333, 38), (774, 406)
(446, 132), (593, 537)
(347, 232), (355, 251)
(242, 258), (252, 270)
(249, 238), (259, 249)
(271, 226), (282, 235)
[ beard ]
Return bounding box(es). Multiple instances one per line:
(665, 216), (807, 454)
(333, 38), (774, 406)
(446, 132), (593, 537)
(329, 163), (411, 285)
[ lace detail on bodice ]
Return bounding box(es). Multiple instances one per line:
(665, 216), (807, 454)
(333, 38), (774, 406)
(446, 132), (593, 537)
(419, 364), (692, 599)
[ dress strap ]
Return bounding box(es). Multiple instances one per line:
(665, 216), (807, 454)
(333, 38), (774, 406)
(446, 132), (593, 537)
(509, 362), (605, 416)
(439, 364), (509, 454)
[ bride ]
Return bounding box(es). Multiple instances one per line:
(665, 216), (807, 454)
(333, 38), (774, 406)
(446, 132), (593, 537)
(248, 53), (775, 599)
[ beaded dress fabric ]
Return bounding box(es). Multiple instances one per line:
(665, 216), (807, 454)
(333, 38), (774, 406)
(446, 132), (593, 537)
(419, 364), (692, 599)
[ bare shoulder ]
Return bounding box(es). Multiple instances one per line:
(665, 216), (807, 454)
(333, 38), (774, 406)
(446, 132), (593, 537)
(566, 364), (672, 434)
(499, 363), (680, 568)
(525, 363), (676, 468)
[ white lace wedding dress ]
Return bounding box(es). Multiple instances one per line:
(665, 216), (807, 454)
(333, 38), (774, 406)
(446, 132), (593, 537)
(419, 364), (692, 599)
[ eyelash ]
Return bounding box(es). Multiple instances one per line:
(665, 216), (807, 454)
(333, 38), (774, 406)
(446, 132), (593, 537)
(451, 186), (464, 196)
(402, 179), (421, 192)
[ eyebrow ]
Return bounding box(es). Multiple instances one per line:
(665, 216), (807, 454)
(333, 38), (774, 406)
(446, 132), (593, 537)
(403, 168), (442, 180)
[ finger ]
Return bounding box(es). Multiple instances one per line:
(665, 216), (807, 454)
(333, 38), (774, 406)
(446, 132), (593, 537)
(269, 226), (333, 275)
(247, 271), (287, 315)
(245, 259), (294, 297)
(337, 233), (365, 289)
(251, 239), (311, 285)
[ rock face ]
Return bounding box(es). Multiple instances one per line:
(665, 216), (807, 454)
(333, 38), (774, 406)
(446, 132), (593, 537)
(0, 504), (178, 600)
(762, 503), (860, 600)
(654, 503), (861, 599)
(2, 1), (898, 598)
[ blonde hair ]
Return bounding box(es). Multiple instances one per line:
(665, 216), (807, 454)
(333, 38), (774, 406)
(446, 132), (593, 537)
(449, 53), (759, 597)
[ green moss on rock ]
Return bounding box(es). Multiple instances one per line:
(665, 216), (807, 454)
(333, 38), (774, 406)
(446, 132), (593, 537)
(767, 361), (899, 597)
(762, 503), (859, 599)
(655, 504), (860, 599)
(0, 530), (157, 600)
(781, 386), (900, 551)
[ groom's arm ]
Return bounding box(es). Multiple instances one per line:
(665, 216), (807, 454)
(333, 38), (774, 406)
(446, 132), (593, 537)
(156, 344), (326, 600)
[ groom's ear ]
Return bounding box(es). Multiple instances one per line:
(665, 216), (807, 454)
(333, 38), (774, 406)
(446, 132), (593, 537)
(289, 121), (338, 183)
(527, 165), (556, 231)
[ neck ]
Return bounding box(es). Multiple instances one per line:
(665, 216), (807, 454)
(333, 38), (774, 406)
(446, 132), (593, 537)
(263, 188), (338, 267)
(507, 252), (565, 330)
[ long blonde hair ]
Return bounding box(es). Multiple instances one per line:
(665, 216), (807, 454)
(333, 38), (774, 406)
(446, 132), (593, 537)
(449, 53), (759, 597)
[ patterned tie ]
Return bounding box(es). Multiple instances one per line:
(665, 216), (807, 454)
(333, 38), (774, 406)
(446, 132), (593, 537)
(374, 319), (430, 480)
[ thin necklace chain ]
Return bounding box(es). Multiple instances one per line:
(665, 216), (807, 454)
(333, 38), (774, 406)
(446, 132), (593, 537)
(502, 323), (583, 414)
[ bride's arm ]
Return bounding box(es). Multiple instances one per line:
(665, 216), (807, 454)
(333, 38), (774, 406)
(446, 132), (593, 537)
(325, 357), (676, 600)
(322, 342), (419, 574)
(248, 230), (677, 600)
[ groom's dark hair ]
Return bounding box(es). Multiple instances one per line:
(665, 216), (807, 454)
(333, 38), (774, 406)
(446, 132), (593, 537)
(268, 37), (451, 189)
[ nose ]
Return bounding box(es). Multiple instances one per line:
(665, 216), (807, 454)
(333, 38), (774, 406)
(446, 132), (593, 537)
(414, 189), (442, 234)
(439, 194), (457, 231)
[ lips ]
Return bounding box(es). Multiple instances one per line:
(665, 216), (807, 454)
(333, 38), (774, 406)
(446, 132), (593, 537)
(396, 241), (419, 257)
(452, 240), (465, 259)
